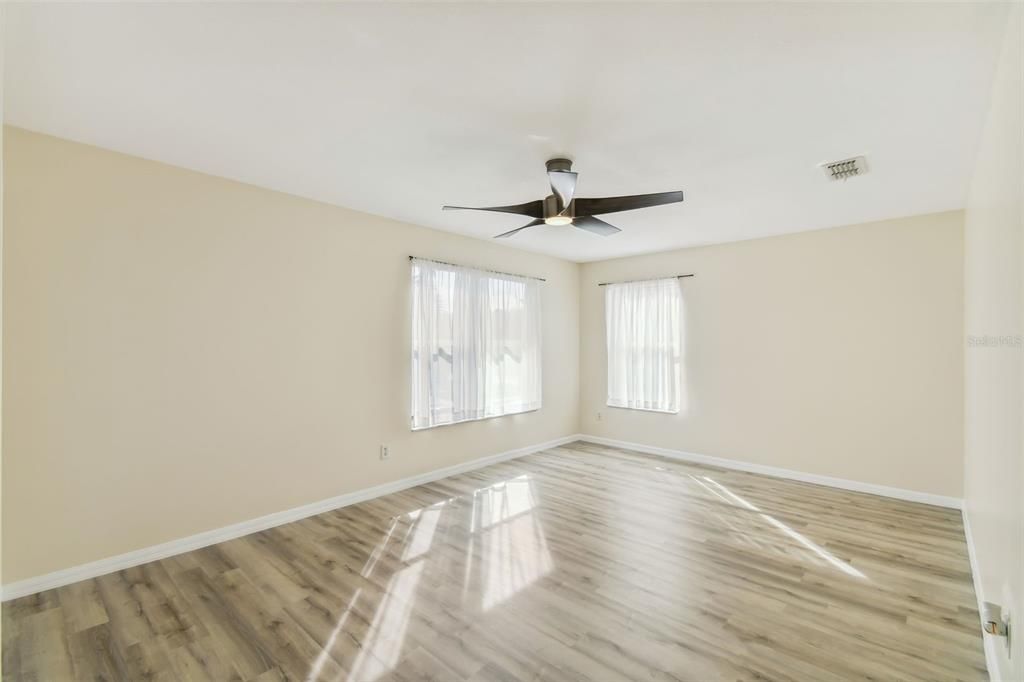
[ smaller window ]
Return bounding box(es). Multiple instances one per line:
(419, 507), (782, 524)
(605, 277), (682, 413)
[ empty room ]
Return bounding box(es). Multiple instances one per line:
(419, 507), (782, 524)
(1, 2), (1022, 681)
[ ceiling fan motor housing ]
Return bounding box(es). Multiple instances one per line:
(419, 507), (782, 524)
(545, 158), (575, 216)
(544, 194), (574, 219)
(545, 158), (573, 173)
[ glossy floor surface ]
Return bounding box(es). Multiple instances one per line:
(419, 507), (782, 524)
(3, 442), (986, 681)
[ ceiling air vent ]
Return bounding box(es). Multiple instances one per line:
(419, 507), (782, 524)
(820, 155), (868, 181)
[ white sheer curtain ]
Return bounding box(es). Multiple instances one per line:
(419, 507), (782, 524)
(605, 277), (682, 413)
(411, 258), (542, 430)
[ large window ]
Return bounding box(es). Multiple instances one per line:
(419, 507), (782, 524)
(411, 258), (542, 430)
(605, 277), (683, 413)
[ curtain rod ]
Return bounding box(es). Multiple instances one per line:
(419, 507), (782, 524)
(598, 274), (694, 286)
(409, 256), (546, 282)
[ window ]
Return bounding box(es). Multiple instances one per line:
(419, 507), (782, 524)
(605, 277), (682, 413)
(411, 258), (542, 430)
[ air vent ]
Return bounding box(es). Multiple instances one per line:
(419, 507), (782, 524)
(820, 156), (868, 181)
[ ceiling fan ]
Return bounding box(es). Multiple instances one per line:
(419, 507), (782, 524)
(443, 158), (684, 238)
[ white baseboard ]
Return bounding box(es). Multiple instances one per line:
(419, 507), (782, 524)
(2, 433), (961, 601)
(1, 433), (584, 602)
(578, 434), (963, 509)
(962, 509), (998, 681)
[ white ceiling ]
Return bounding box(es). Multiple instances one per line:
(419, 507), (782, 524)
(4, 2), (1009, 262)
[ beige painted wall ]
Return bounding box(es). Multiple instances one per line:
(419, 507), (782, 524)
(963, 4), (1023, 679)
(1, 127), (580, 583)
(580, 212), (965, 498)
(1, 126), (973, 589)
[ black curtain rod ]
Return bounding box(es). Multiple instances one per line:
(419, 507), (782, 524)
(409, 256), (546, 282)
(598, 274), (695, 286)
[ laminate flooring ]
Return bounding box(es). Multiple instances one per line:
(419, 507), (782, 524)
(2, 441), (987, 681)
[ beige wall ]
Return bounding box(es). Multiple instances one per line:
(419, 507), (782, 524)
(0, 126), (975, 590)
(1, 127), (580, 583)
(963, 4), (1023, 679)
(580, 212), (965, 498)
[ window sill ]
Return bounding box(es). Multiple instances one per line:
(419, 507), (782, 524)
(411, 406), (541, 431)
(606, 402), (679, 415)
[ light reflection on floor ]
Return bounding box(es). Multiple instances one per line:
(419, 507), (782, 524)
(345, 561), (426, 681)
(304, 473), (554, 682)
(308, 465), (867, 681)
(689, 474), (867, 580)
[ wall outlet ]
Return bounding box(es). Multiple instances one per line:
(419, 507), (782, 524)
(380, 445), (390, 460)
(597, 411), (602, 422)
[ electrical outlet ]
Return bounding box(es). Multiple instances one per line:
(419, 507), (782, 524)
(380, 445), (390, 460)
(597, 411), (602, 421)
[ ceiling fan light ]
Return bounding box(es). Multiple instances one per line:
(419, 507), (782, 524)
(544, 215), (573, 226)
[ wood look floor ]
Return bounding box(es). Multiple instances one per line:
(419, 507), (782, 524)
(3, 442), (986, 681)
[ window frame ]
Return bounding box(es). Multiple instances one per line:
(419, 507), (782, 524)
(410, 258), (543, 431)
(604, 277), (683, 414)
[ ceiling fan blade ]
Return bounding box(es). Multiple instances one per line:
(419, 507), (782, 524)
(494, 218), (545, 239)
(574, 191), (683, 216)
(574, 216), (622, 236)
(443, 199), (543, 218)
(548, 171), (578, 213)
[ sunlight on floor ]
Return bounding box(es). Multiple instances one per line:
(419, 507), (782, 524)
(469, 474), (554, 610)
(470, 474), (537, 531)
(345, 561), (426, 681)
(403, 502), (444, 562)
(304, 585), (362, 682)
(305, 473), (555, 681)
(306, 468), (863, 682)
(480, 511), (554, 610)
(692, 475), (867, 580)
